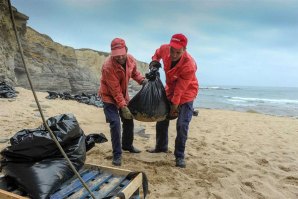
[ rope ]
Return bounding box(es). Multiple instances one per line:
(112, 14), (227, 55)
(7, 1), (96, 198)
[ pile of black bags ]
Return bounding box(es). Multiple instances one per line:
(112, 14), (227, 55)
(46, 92), (103, 108)
(0, 114), (107, 199)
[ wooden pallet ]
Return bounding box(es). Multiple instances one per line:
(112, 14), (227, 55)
(0, 164), (142, 199)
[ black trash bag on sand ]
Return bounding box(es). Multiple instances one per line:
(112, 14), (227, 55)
(128, 67), (170, 122)
(0, 114), (106, 199)
(45, 91), (59, 99)
(85, 133), (108, 151)
(0, 81), (17, 98)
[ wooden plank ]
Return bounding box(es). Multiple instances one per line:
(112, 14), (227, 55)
(0, 164), (142, 199)
(114, 173), (142, 199)
(0, 189), (28, 199)
(94, 176), (125, 199)
(85, 164), (131, 176)
(56, 169), (89, 191)
(101, 179), (130, 198)
(67, 173), (113, 199)
(50, 170), (100, 199)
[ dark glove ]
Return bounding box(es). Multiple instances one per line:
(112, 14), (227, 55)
(169, 104), (179, 118)
(141, 79), (148, 86)
(145, 62), (161, 80)
(121, 106), (133, 119)
(149, 61), (161, 69)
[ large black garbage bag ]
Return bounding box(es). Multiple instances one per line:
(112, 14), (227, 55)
(0, 81), (17, 98)
(128, 68), (170, 122)
(0, 114), (86, 199)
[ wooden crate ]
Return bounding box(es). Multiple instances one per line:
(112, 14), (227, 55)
(0, 164), (142, 199)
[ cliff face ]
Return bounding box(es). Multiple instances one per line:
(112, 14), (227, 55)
(18, 27), (109, 93)
(0, 2), (148, 93)
(0, 1), (21, 84)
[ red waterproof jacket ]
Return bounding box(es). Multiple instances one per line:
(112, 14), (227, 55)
(99, 54), (145, 108)
(152, 44), (199, 105)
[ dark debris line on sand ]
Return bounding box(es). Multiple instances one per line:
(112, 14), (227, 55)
(45, 91), (103, 108)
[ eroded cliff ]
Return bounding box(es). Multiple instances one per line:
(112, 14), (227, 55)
(0, 2), (148, 93)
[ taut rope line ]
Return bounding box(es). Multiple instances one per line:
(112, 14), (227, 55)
(7, 0), (96, 198)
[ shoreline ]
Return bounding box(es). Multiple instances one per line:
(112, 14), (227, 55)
(196, 86), (298, 119)
(195, 107), (298, 120)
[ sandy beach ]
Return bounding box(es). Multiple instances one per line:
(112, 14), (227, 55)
(1, 87), (298, 199)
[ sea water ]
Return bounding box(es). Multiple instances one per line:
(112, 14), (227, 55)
(195, 86), (298, 118)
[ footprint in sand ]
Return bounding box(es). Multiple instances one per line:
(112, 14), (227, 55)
(34, 112), (49, 118)
(278, 165), (291, 172)
(242, 181), (255, 189)
(29, 104), (51, 108)
(33, 109), (47, 112)
(163, 190), (181, 198)
(282, 176), (298, 186)
(1, 119), (9, 123)
(256, 158), (269, 166)
(138, 153), (171, 163)
(105, 155), (113, 161)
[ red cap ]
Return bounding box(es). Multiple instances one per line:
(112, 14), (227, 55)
(111, 38), (126, 56)
(169, 33), (188, 49)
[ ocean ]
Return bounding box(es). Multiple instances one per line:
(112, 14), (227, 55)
(194, 86), (298, 118)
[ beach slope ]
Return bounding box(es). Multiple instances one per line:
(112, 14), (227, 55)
(1, 87), (298, 198)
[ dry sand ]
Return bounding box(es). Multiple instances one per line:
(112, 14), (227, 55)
(1, 87), (298, 199)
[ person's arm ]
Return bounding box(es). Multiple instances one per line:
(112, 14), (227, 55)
(102, 68), (127, 108)
(150, 45), (168, 69)
(152, 46), (163, 62)
(130, 58), (146, 85)
(171, 66), (195, 105)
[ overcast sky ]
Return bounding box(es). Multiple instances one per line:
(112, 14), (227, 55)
(11, 0), (298, 87)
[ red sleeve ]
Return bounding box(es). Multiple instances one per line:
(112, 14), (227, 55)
(152, 45), (163, 62)
(171, 65), (195, 105)
(130, 57), (145, 84)
(102, 68), (127, 108)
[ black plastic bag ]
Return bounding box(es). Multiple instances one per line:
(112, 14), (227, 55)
(46, 92), (103, 108)
(0, 81), (17, 98)
(128, 68), (170, 122)
(45, 91), (59, 99)
(85, 133), (108, 151)
(0, 114), (86, 199)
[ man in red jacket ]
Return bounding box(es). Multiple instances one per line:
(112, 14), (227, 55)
(99, 38), (147, 166)
(147, 33), (199, 168)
